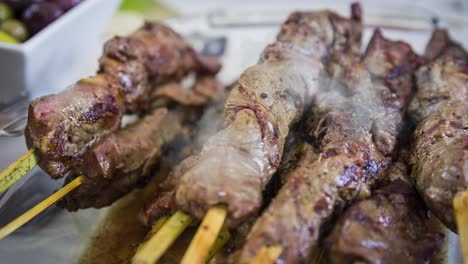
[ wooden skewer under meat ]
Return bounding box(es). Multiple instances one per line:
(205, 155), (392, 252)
(137, 4), (363, 263)
(454, 192), (468, 264)
(0, 176), (83, 239)
(235, 29), (419, 263)
(251, 246), (283, 264)
(0, 21), (220, 189)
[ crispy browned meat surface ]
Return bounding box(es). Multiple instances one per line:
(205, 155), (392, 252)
(409, 100), (468, 231)
(143, 4), (363, 228)
(25, 22), (220, 179)
(325, 170), (444, 264)
(61, 78), (223, 211)
(408, 29), (468, 124)
(235, 30), (419, 263)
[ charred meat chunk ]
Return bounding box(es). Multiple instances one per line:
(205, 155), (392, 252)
(325, 177), (444, 264)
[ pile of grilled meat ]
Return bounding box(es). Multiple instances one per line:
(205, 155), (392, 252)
(22, 2), (467, 263)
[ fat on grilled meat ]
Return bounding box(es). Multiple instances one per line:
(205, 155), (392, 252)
(141, 4), (363, 228)
(61, 78), (223, 211)
(235, 30), (419, 263)
(408, 29), (468, 124)
(409, 100), (468, 232)
(407, 29), (468, 232)
(325, 164), (444, 264)
(25, 22), (221, 179)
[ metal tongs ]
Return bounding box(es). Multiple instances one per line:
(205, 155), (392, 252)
(207, 7), (465, 31)
(0, 98), (28, 137)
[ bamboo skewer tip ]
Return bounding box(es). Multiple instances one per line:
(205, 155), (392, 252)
(0, 175), (83, 240)
(0, 149), (38, 194)
(454, 191), (468, 264)
(206, 227), (231, 262)
(181, 206), (227, 264)
(251, 245), (283, 264)
(132, 211), (192, 264)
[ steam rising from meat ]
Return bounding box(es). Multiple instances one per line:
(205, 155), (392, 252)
(236, 28), (419, 263)
(142, 5), (364, 227)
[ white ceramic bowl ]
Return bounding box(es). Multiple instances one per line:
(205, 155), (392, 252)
(0, 0), (122, 107)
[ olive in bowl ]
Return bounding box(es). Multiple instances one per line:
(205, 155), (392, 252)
(0, 0), (122, 106)
(1, 19), (28, 41)
(0, 0), (83, 43)
(21, 2), (63, 35)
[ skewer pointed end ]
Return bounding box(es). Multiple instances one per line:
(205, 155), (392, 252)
(454, 191), (468, 264)
(0, 175), (83, 240)
(181, 206), (227, 264)
(132, 211), (192, 264)
(251, 245), (283, 264)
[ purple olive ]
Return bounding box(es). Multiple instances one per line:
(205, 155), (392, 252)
(0, 0), (43, 11)
(50, 0), (81, 12)
(21, 2), (63, 35)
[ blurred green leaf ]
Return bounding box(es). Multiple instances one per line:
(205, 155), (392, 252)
(118, 0), (177, 19)
(119, 0), (155, 12)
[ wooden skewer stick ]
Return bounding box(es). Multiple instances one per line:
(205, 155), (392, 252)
(250, 245), (283, 264)
(454, 191), (468, 264)
(206, 227), (231, 262)
(0, 149), (38, 194)
(132, 211), (192, 264)
(0, 175), (83, 239)
(181, 206), (227, 264)
(146, 216), (169, 238)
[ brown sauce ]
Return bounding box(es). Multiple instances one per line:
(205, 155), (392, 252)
(77, 168), (448, 264)
(79, 168), (166, 264)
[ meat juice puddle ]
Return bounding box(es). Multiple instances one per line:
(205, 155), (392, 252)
(78, 168), (167, 264)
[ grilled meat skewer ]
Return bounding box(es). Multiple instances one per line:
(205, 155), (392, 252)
(408, 29), (468, 124)
(325, 162), (444, 264)
(25, 22), (220, 179)
(410, 100), (467, 232)
(408, 29), (468, 232)
(142, 3), (363, 228)
(61, 77), (223, 211)
(235, 30), (419, 263)
(327, 30), (467, 264)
